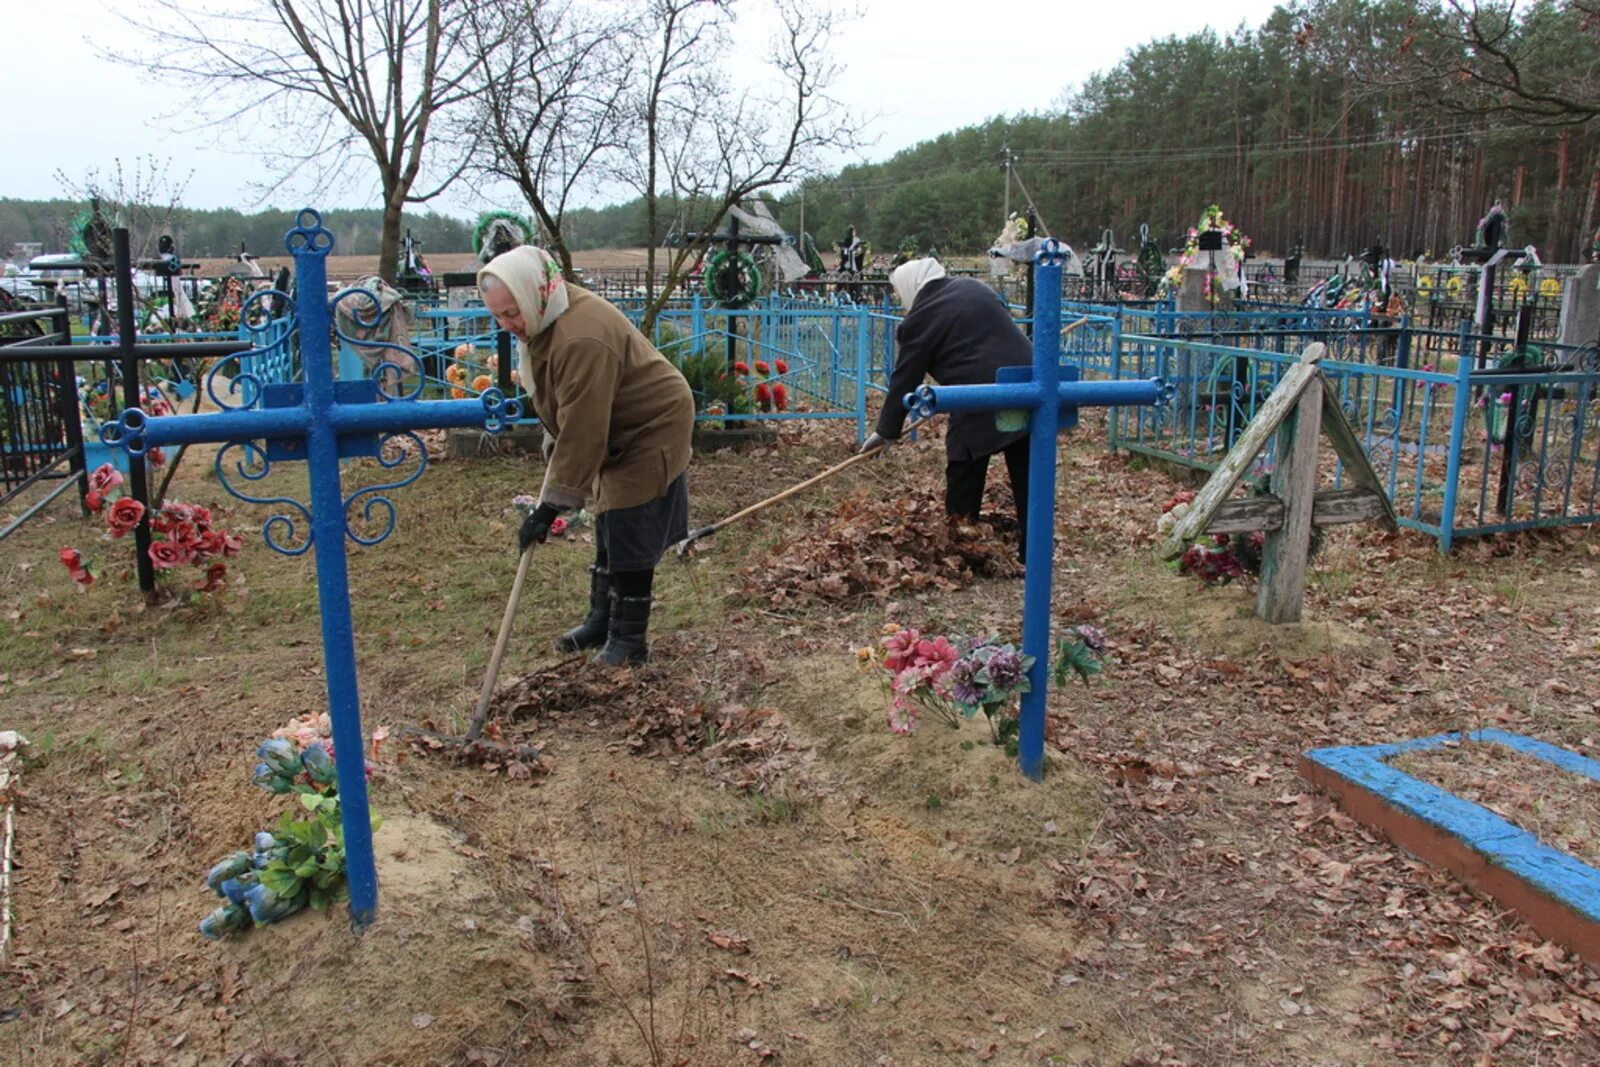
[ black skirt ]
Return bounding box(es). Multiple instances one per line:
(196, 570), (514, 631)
(595, 472), (690, 571)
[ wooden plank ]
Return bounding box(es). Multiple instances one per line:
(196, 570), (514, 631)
(1310, 486), (1390, 526)
(1317, 384), (1400, 532)
(1256, 375), (1323, 624)
(1203, 487), (1390, 536)
(1158, 343), (1325, 560)
(1205, 495), (1286, 534)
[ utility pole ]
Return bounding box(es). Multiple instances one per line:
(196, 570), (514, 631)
(1002, 142), (1014, 228)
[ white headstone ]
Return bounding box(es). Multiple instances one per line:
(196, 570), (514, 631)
(1558, 263), (1600, 348)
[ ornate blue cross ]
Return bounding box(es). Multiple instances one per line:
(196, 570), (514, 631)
(102, 210), (520, 926)
(905, 242), (1170, 779)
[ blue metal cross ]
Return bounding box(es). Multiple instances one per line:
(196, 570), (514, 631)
(101, 210), (520, 926)
(905, 241), (1170, 779)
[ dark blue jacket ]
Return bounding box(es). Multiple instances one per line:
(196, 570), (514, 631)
(875, 277), (1032, 462)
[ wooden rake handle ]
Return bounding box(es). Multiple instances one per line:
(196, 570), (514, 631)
(468, 546), (535, 740)
(675, 439), (891, 555)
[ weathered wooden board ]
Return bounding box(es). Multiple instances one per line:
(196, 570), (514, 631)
(1203, 487), (1392, 535)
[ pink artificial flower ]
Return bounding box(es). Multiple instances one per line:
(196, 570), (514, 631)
(881, 628), (921, 673)
(147, 448), (167, 469)
(549, 516), (569, 537)
(912, 636), (959, 674)
(220, 532), (244, 557)
(84, 490), (104, 513)
(887, 700), (918, 735)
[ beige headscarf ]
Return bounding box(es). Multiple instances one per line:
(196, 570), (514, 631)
(477, 246), (571, 396)
(477, 246), (570, 339)
(890, 257), (946, 311)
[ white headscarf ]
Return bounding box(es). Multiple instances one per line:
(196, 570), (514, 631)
(890, 257), (946, 311)
(477, 246), (570, 339)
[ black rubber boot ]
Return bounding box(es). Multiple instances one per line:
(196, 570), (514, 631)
(556, 566), (611, 652)
(592, 592), (652, 666)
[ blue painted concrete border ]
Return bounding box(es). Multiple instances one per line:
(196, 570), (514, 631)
(1303, 729), (1600, 924)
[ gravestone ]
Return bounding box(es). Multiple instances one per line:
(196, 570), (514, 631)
(1559, 263), (1600, 348)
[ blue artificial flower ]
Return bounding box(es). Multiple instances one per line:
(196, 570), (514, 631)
(300, 743), (338, 787)
(251, 762), (294, 795)
(199, 902), (250, 940)
(220, 874), (258, 906)
(243, 883), (305, 926)
(257, 738), (301, 776)
(205, 851), (254, 893)
(254, 831), (279, 853)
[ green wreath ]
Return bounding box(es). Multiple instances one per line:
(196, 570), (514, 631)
(69, 208), (113, 260)
(702, 249), (762, 307)
(471, 210), (535, 260)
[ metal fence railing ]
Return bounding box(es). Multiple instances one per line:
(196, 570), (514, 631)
(1103, 329), (1600, 550)
(0, 298), (87, 530)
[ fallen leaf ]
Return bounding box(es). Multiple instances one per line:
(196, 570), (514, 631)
(707, 929), (751, 953)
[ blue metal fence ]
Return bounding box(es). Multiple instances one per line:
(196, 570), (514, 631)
(220, 287), (1599, 552)
(1103, 328), (1600, 550)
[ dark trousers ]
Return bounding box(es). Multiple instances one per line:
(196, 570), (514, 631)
(945, 437), (1030, 561)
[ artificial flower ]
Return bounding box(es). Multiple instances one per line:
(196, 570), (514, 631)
(106, 497), (146, 537)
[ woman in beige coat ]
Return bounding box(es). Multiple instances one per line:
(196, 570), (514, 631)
(478, 247), (694, 666)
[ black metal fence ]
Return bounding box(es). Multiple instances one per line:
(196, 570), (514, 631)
(0, 297), (88, 531)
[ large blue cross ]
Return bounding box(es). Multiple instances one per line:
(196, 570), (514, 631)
(102, 210), (520, 926)
(904, 241), (1170, 779)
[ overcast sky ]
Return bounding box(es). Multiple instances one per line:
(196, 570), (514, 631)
(9, 0), (1285, 216)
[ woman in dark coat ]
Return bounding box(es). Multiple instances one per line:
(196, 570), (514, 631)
(860, 258), (1033, 561)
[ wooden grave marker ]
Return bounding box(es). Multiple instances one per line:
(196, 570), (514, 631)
(1157, 343), (1398, 623)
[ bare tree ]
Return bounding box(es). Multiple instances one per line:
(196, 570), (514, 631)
(617, 0), (862, 332)
(459, 0), (636, 274)
(117, 0), (506, 280)
(1402, 1), (1600, 125)
(52, 156), (194, 262)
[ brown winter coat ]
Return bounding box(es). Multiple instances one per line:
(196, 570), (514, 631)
(522, 284), (695, 513)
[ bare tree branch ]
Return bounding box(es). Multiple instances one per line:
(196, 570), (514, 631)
(111, 0), (508, 279)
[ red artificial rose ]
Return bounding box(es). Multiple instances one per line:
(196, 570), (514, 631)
(774, 359), (789, 375)
(189, 505), (213, 528)
(161, 502), (195, 525)
(191, 561), (227, 592)
(148, 540), (192, 569)
(733, 361), (751, 375)
(106, 497), (146, 538)
(754, 360), (771, 376)
(221, 531), (244, 557)
(166, 522), (198, 548)
(59, 547), (82, 570)
(147, 448), (167, 468)
(70, 567), (94, 587)
(88, 463), (123, 497)
(84, 490), (104, 513)
(753, 383), (772, 411)
(192, 530), (227, 559)
(772, 383), (788, 411)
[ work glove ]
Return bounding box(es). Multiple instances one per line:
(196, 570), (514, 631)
(858, 432), (891, 457)
(518, 503), (563, 554)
